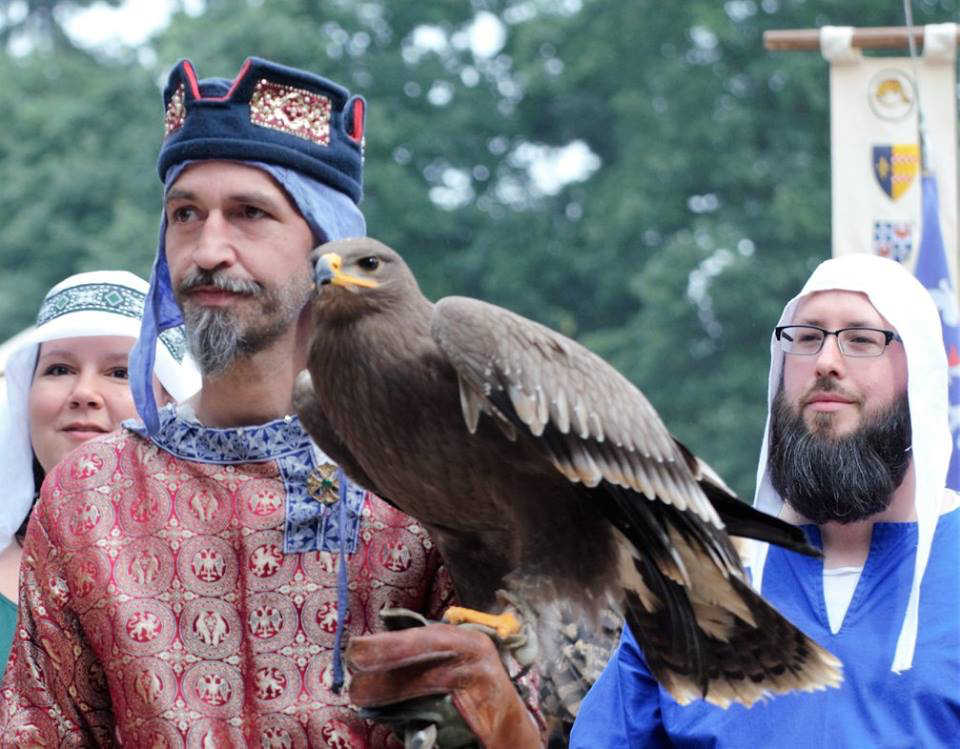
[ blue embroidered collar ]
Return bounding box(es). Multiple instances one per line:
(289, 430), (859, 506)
(124, 403), (312, 464)
(124, 404), (364, 554)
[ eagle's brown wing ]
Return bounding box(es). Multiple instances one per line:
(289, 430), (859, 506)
(431, 295), (815, 557)
(431, 295), (840, 707)
(431, 295), (725, 529)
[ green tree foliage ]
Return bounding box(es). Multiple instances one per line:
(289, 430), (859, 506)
(0, 50), (160, 335)
(507, 0), (955, 494)
(0, 0), (955, 498)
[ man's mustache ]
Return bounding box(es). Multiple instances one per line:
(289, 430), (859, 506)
(178, 270), (263, 296)
(802, 376), (860, 406)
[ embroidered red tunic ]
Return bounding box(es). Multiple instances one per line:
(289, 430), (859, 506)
(0, 417), (458, 748)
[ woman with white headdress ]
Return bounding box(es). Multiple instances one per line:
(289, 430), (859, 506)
(0, 270), (200, 672)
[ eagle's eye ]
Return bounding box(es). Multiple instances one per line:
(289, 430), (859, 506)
(357, 256), (380, 272)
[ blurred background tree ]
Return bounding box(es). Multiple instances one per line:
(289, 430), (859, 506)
(0, 0), (955, 498)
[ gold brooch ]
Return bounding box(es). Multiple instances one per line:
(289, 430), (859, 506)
(307, 463), (340, 505)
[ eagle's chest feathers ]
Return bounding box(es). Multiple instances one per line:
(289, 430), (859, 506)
(312, 315), (527, 529)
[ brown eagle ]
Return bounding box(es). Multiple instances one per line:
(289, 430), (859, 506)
(294, 237), (840, 711)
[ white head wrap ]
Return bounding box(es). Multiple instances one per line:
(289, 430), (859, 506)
(750, 253), (951, 673)
(0, 270), (202, 550)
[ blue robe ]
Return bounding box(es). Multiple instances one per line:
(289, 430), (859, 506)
(571, 507), (960, 748)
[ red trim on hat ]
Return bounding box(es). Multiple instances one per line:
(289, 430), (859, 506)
(185, 58), (253, 102)
(182, 60), (201, 99)
(219, 58), (253, 101)
(349, 98), (364, 143)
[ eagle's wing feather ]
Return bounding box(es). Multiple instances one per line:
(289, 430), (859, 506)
(432, 295), (723, 531)
(673, 438), (817, 557)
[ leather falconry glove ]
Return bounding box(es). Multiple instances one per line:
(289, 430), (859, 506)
(346, 622), (545, 749)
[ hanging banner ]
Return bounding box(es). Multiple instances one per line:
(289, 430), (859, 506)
(822, 23), (957, 281)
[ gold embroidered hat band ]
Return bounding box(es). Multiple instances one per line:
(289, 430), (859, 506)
(158, 56), (366, 204)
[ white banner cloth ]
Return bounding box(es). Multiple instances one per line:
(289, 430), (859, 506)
(821, 24), (957, 283)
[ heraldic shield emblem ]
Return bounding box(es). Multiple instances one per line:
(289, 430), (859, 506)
(872, 144), (919, 200)
(872, 219), (914, 263)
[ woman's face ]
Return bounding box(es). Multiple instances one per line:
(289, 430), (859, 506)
(28, 335), (138, 472)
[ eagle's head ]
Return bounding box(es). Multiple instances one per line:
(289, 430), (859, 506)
(309, 237), (426, 320)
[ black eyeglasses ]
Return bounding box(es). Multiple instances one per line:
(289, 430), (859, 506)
(774, 325), (902, 357)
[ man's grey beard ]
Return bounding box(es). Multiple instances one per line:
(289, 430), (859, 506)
(767, 380), (912, 524)
(178, 270), (313, 378)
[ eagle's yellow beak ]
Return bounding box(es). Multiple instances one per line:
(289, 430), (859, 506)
(316, 252), (379, 289)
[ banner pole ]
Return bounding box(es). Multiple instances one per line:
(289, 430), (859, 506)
(764, 26), (959, 51)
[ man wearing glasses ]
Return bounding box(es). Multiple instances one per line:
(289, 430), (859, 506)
(572, 253), (959, 746)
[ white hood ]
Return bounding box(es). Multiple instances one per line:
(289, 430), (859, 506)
(750, 253), (951, 672)
(0, 270), (201, 552)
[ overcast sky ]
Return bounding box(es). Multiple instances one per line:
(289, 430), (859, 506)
(59, 0), (189, 47)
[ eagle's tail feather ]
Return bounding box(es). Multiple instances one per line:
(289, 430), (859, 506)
(612, 503), (842, 708)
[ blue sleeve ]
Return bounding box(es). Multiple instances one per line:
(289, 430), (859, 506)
(570, 625), (669, 747)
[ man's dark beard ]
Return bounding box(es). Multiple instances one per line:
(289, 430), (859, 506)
(768, 382), (912, 524)
(177, 269), (312, 377)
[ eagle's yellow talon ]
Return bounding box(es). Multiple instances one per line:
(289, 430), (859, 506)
(442, 606), (521, 639)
